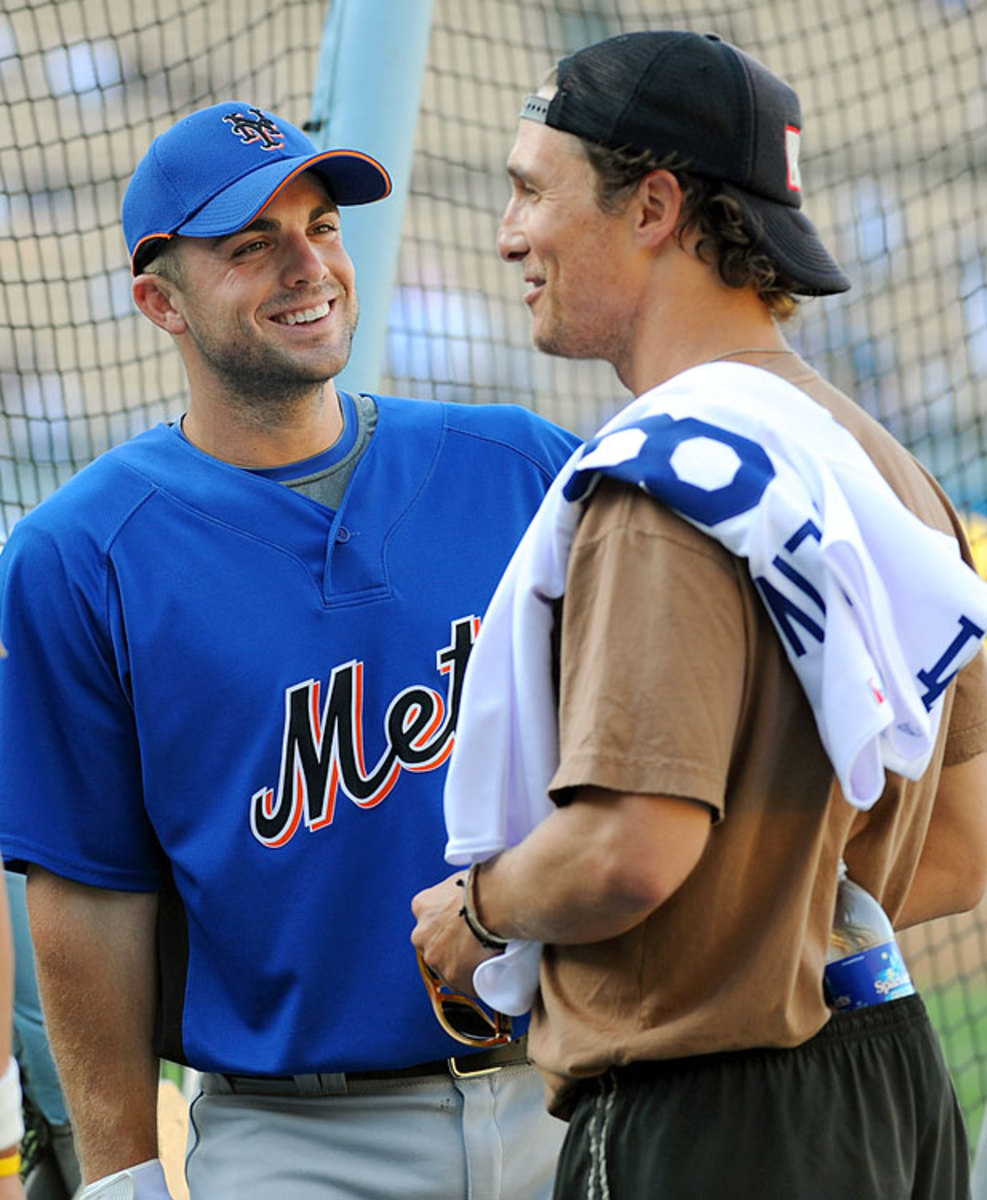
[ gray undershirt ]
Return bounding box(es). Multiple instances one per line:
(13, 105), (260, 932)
(283, 392), (377, 510)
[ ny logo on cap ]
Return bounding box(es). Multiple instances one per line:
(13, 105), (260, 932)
(222, 107), (284, 151)
(785, 125), (802, 193)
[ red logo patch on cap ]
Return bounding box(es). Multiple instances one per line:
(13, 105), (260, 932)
(222, 107), (285, 152)
(785, 125), (802, 193)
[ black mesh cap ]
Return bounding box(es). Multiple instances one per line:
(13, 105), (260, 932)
(521, 30), (850, 296)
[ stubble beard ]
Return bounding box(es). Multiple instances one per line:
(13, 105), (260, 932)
(532, 293), (629, 371)
(533, 314), (616, 366)
(190, 300), (358, 425)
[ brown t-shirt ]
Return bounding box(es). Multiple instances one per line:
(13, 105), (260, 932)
(532, 358), (987, 1117)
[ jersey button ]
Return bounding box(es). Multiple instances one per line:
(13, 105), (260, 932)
(335, 526), (351, 544)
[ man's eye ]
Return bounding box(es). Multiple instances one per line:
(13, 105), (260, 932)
(232, 239), (266, 257)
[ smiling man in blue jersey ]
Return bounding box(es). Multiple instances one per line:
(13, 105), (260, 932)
(0, 102), (577, 1200)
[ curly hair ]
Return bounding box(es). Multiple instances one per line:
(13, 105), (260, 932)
(579, 139), (801, 322)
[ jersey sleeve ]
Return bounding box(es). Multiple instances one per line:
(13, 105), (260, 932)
(520, 408), (583, 478)
(0, 519), (162, 889)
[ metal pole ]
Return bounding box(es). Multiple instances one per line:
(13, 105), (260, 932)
(308, 0), (434, 394)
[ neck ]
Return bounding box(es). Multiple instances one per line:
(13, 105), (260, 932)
(703, 345), (797, 366)
(624, 320), (792, 395)
(618, 249), (793, 395)
(181, 381), (345, 468)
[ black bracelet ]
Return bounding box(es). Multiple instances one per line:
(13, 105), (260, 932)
(457, 863), (509, 950)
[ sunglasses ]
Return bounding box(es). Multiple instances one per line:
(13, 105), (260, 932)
(416, 948), (513, 1047)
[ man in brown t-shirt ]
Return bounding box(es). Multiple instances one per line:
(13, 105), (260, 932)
(413, 30), (987, 1199)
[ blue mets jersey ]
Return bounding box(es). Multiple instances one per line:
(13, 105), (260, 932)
(0, 394), (579, 1074)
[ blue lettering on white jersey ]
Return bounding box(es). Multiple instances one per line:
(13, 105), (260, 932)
(917, 615), (986, 711)
(564, 413), (776, 525)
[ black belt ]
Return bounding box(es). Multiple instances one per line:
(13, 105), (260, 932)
(201, 1035), (529, 1098)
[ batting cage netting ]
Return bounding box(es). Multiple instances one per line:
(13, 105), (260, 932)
(2, 0), (986, 1150)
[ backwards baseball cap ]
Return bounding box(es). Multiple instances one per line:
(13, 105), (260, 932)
(521, 31), (849, 296)
(123, 102), (392, 275)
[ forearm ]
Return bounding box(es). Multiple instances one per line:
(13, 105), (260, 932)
(0, 1073), (21, 1199)
(894, 865), (971, 931)
(473, 795), (685, 945)
(0, 868), (23, 1196)
(411, 822), (633, 1000)
(27, 869), (160, 1183)
(895, 847), (987, 929)
(894, 752), (987, 930)
(0, 867), (15, 1074)
(413, 787), (710, 993)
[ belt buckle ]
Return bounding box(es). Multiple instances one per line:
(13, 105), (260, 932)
(447, 1055), (502, 1079)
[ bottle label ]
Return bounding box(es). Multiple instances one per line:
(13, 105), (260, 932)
(824, 940), (916, 1011)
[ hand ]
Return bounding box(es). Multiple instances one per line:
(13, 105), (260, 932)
(411, 870), (501, 994)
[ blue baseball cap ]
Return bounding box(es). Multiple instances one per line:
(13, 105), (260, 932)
(123, 101), (392, 274)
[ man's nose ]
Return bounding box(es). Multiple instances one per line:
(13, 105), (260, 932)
(497, 205), (528, 263)
(281, 232), (329, 286)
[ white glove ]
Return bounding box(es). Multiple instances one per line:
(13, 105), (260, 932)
(80, 1158), (174, 1200)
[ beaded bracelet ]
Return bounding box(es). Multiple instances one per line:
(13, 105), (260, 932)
(457, 863), (509, 951)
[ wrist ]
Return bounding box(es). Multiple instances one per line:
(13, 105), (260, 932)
(0, 1148), (19, 1179)
(458, 862), (509, 950)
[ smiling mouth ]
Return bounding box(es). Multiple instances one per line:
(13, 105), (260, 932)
(271, 300), (332, 326)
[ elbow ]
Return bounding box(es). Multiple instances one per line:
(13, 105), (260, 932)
(950, 836), (987, 913)
(601, 863), (668, 921)
(930, 855), (987, 919)
(591, 842), (687, 923)
(566, 789), (711, 935)
(955, 863), (987, 914)
(596, 798), (711, 917)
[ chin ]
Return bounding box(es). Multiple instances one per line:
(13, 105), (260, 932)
(533, 330), (585, 361)
(532, 322), (563, 357)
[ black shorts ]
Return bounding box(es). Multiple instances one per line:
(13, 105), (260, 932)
(554, 994), (969, 1200)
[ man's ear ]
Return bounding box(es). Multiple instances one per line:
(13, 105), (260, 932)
(132, 273), (187, 335)
(634, 169), (684, 250)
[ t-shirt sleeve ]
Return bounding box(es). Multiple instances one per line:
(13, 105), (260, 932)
(548, 480), (748, 817)
(0, 521), (162, 889)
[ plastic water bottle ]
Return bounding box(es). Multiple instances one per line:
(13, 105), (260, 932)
(823, 860), (915, 1011)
